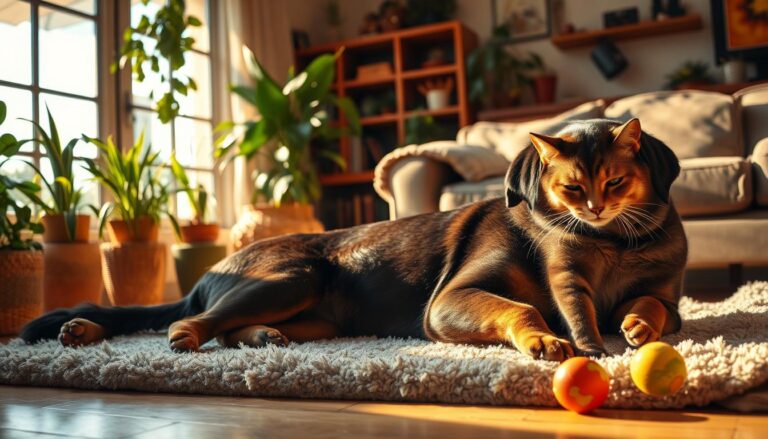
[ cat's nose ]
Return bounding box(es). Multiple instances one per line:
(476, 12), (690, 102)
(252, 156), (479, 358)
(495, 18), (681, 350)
(589, 206), (604, 216)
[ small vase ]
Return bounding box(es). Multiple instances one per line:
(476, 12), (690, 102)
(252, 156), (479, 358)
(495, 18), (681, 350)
(0, 249), (44, 335)
(723, 60), (746, 84)
(107, 217), (159, 244)
(43, 242), (102, 311)
(172, 243), (227, 296)
(533, 75), (558, 104)
(41, 214), (90, 243)
(426, 89), (450, 110)
(230, 203), (324, 251)
(180, 223), (220, 243)
(100, 242), (166, 306)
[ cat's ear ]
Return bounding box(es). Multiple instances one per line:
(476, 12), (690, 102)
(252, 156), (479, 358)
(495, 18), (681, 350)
(611, 118), (642, 154)
(637, 134), (681, 203)
(529, 132), (563, 165)
(505, 146), (542, 208)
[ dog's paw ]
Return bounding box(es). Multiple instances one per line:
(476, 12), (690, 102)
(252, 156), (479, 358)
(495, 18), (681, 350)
(621, 315), (659, 347)
(521, 333), (574, 362)
(168, 321), (202, 352)
(59, 318), (104, 347)
(249, 328), (289, 348)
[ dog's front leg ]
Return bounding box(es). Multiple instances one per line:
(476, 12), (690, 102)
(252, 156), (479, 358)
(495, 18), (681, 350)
(425, 287), (574, 362)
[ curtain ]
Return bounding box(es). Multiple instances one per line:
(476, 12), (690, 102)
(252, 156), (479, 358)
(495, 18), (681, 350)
(210, 0), (295, 227)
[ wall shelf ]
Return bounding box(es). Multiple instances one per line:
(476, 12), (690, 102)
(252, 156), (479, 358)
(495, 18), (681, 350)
(551, 14), (703, 49)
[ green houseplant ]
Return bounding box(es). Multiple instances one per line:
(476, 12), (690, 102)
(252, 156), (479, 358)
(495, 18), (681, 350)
(215, 47), (361, 249)
(525, 52), (557, 104)
(83, 133), (177, 305)
(467, 34), (532, 109)
(0, 100), (44, 334)
(664, 61), (715, 90)
(19, 106), (103, 311)
(115, 0), (201, 123)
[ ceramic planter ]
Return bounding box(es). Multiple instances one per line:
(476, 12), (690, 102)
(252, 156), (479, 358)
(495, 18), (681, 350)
(41, 214), (90, 243)
(172, 242), (227, 296)
(100, 242), (166, 306)
(43, 242), (102, 311)
(0, 250), (43, 335)
(533, 75), (557, 104)
(230, 203), (324, 251)
(180, 223), (220, 244)
(107, 217), (159, 244)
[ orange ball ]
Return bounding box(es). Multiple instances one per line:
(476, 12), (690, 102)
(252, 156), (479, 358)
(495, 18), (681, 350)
(552, 357), (611, 413)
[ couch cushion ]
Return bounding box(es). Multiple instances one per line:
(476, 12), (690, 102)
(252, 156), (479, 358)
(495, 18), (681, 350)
(605, 90), (742, 159)
(672, 157), (753, 217)
(751, 138), (768, 207)
(439, 157), (753, 216)
(737, 84), (768, 154)
(456, 99), (605, 162)
(683, 209), (768, 268)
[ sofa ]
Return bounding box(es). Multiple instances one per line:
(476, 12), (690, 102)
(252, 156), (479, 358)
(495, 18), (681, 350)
(373, 85), (768, 274)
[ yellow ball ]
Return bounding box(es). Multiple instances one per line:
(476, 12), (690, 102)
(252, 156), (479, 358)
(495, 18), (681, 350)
(630, 342), (687, 397)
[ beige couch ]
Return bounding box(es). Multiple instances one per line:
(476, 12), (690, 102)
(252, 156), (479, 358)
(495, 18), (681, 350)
(374, 85), (768, 273)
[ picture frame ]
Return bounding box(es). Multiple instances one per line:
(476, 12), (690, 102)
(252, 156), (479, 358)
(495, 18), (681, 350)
(492, 0), (551, 43)
(711, 0), (768, 64)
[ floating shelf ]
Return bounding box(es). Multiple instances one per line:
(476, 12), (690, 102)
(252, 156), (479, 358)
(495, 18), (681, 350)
(551, 14), (703, 49)
(319, 170), (375, 186)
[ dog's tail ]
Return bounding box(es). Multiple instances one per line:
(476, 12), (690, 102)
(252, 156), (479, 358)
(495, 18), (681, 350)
(19, 284), (206, 343)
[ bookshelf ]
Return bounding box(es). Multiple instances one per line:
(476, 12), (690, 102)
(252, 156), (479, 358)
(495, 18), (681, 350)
(295, 21), (478, 230)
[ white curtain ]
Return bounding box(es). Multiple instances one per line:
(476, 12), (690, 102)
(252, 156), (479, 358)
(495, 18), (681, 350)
(210, 0), (295, 227)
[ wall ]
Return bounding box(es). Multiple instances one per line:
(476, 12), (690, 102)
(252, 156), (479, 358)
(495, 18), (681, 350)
(287, 0), (719, 101)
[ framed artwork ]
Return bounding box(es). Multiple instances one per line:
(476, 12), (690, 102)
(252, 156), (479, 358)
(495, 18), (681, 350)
(492, 0), (551, 43)
(711, 0), (768, 63)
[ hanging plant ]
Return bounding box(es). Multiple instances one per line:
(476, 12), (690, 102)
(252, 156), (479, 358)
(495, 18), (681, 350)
(114, 0), (202, 123)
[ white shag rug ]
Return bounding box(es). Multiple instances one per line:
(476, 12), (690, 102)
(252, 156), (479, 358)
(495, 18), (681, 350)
(2, 282), (768, 409)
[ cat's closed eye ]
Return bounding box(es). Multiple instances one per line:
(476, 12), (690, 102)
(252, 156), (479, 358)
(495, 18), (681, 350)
(606, 177), (624, 187)
(563, 184), (581, 191)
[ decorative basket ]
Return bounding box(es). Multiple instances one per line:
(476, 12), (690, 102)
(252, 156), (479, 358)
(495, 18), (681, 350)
(0, 250), (44, 335)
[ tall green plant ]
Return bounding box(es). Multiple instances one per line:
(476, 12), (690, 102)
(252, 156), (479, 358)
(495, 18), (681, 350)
(115, 0), (201, 123)
(17, 106), (90, 241)
(82, 133), (179, 239)
(214, 47), (361, 206)
(467, 37), (531, 109)
(0, 100), (43, 250)
(170, 153), (211, 224)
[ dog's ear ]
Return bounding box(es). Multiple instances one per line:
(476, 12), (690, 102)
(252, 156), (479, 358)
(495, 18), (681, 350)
(505, 145), (542, 208)
(637, 132), (680, 203)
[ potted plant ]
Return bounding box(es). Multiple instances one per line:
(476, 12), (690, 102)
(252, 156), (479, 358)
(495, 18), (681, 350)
(467, 34), (532, 109)
(83, 133), (178, 305)
(169, 153), (226, 295)
(664, 61), (715, 90)
(19, 107), (103, 311)
(526, 52), (557, 104)
(215, 47), (361, 250)
(0, 100), (44, 334)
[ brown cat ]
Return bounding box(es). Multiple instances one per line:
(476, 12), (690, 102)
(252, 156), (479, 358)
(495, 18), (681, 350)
(21, 118), (686, 361)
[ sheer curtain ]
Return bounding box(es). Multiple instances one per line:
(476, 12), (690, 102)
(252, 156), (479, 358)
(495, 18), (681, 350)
(210, 0), (294, 227)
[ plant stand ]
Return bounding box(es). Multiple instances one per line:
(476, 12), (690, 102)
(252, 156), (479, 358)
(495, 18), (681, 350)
(100, 242), (166, 306)
(172, 243), (227, 296)
(43, 242), (102, 311)
(0, 250), (43, 335)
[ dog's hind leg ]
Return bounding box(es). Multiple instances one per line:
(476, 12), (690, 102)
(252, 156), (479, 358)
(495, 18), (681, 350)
(168, 270), (323, 352)
(217, 318), (339, 348)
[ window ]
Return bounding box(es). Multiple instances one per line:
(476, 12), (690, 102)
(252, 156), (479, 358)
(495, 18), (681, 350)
(127, 0), (216, 222)
(0, 0), (100, 210)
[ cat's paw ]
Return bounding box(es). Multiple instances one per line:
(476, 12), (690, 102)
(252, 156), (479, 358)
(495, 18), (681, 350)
(521, 333), (574, 362)
(621, 315), (659, 347)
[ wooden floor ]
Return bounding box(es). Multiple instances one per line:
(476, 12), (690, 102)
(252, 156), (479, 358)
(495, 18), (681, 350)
(0, 385), (765, 438)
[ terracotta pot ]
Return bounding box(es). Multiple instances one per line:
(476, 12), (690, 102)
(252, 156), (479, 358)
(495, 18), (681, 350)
(107, 217), (159, 244)
(43, 242), (102, 311)
(172, 243), (227, 296)
(230, 203), (324, 251)
(180, 223), (220, 244)
(0, 250), (43, 335)
(42, 214), (90, 243)
(100, 242), (166, 306)
(533, 74), (558, 104)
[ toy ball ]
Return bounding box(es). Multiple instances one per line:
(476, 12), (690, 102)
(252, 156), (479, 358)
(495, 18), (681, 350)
(552, 357), (611, 413)
(630, 341), (687, 397)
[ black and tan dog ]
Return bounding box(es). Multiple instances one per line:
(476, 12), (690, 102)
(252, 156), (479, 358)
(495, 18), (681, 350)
(21, 118), (687, 361)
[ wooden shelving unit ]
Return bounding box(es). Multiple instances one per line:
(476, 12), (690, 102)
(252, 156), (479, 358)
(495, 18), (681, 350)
(551, 14), (703, 49)
(295, 21), (478, 229)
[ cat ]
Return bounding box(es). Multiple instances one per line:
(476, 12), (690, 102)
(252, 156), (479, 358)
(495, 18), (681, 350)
(21, 118), (686, 361)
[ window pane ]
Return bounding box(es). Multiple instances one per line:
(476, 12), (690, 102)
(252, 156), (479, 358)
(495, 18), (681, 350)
(2, 156), (37, 209)
(39, 6), (97, 97)
(39, 93), (98, 158)
(176, 170), (214, 221)
(40, 158), (100, 211)
(186, 0), (209, 52)
(44, 0), (97, 16)
(0, 1), (32, 85)
(177, 51), (211, 119)
(130, 36), (169, 109)
(0, 86), (34, 152)
(132, 109), (172, 162)
(174, 117), (212, 168)
(130, 0), (163, 27)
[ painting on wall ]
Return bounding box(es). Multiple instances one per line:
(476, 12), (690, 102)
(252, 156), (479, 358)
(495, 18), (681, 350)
(492, 0), (551, 43)
(712, 0), (768, 62)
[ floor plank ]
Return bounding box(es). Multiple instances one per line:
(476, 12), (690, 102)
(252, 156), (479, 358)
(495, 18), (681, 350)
(1, 385), (767, 438)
